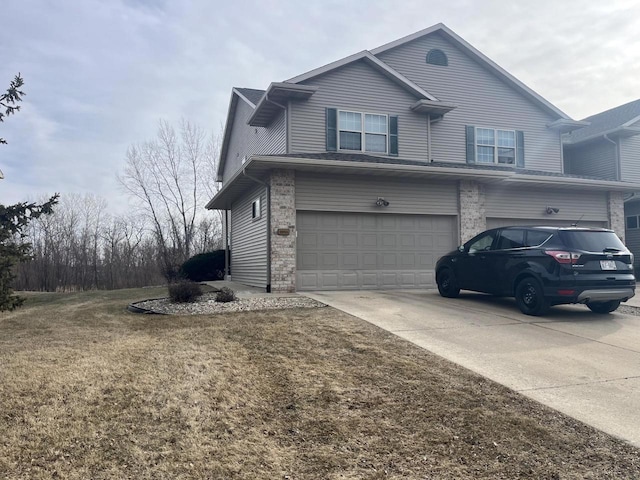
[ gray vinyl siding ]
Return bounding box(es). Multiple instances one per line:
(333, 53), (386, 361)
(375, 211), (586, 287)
(290, 60), (429, 161)
(620, 135), (640, 184)
(295, 172), (458, 215)
(222, 98), (286, 183)
(485, 185), (609, 223)
(563, 140), (617, 180)
(230, 184), (268, 288)
(376, 32), (562, 172)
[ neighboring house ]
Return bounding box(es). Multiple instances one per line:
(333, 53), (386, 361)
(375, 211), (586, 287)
(206, 23), (640, 292)
(564, 99), (640, 267)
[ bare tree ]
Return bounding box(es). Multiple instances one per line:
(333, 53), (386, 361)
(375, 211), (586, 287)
(119, 119), (221, 280)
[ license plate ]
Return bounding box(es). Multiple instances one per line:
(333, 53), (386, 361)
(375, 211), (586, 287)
(600, 260), (617, 270)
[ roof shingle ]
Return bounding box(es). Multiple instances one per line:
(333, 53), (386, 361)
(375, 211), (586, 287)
(234, 88), (265, 106)
(566, 99), (640, 143)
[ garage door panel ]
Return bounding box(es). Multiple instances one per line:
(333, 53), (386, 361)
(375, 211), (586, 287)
(362, 253), (377, 268)
(343, 233), (358, 247)
(299, 233), (317, 248)
(320, 233), (338, 247)
(300, 253), (318, 269)
(362, 216), (377, 229)
(343, 253), (359, 269)
(297, 211), (457, 290)
(381, 253), (398, 268)
(342, 216), (358, 228)
(321, 273), (339, 289)
(321, 253), (338, 268)
(362, 234), (377, 247)
(382, 234), (397, 247)
(400, 235), (416, 247)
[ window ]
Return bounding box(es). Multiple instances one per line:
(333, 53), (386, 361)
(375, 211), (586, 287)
(327, 108), (398, 155)
(338, 110), (388, 153)
(476, 128), (515, 164)
(525, 230), (553, 247)
(467, 231), (498, 253)
(251, 197), (261, 220)
(497, 229), (525, 250)
(466, 126), (523, 167)
(627, 215), (639, 230)
(426, 49), (448, 66)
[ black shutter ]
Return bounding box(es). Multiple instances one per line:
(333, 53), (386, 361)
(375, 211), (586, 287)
(465, 125), (475, 163)
(326, 108), (337, 151)
(389, 115), (399, 156)
(516, 130), (525, 168)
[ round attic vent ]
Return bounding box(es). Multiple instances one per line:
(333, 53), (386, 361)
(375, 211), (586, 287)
(426, 49), (448, 66)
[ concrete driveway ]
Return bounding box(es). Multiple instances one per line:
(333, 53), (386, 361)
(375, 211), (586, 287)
(303, 289), (640, 447)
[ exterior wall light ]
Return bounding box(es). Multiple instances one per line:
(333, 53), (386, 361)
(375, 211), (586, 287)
(546, 206), (560, 214)
(376, 197), (390, 207)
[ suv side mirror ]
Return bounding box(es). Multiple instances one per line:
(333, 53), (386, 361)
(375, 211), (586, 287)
(458, 245), (465, 253)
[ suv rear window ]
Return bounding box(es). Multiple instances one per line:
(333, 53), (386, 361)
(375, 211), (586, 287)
(525, 230), (552, 247)
(559, 231), (626, 252)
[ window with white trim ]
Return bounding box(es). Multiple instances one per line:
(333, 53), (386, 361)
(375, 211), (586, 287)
(338, 110), (388, 153)
(251, 197), (261, 220)
(476, 127), (516, 164)
(626, 215), (639, 230)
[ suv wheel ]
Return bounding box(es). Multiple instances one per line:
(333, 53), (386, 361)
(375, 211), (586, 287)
(515, 277), (549, 316)
(437, 268), (460, 298)
(587, 300), (621, 314)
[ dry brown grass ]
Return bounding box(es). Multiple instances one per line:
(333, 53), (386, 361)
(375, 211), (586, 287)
(1, 288), (639, 479)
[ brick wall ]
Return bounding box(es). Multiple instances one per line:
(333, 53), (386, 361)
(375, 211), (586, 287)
(459, 180), (486, 243)
(608, 191), (625, 243)
(270, 169), (296, 292)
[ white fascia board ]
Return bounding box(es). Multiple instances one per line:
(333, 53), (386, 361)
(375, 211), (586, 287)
(250, 155), (514, 179)
(372, 23), (572, 120)
(232, 88), (258, 108)
(563, 127), (640, 145)
(362, 52), (438, 101)
(622, 114), (640, 128)
(504, 174), (640, 191)
(370, 23), (445, 55)
(286, 50), (371, 83)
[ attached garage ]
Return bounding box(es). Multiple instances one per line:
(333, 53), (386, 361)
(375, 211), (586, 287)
(484, 185), (610, 231)
(296, 211), (457, 290)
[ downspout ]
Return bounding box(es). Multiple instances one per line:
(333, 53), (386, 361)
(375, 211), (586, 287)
(243, 168), (272, 293)
(603, 134), (620, 180)
(427, 114), (432, 162)
(224, 210), (230, 280)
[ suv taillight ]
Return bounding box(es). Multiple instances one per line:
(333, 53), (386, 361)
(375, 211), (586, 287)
(545, 250), (581, 265)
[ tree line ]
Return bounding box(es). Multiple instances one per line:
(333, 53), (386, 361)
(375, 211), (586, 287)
(12, 193), (222, 292)
(2, 74), (224, 308)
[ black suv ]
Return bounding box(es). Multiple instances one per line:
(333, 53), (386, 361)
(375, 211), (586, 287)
(435, 226), (635, 316)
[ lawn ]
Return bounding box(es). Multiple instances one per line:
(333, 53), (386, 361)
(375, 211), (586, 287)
(1, 288), (639, 479)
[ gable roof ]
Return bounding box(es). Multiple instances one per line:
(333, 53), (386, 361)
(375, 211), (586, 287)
(234, 87), (265, 107)
(286, 50), (438, 101)
(216, 88), (261, 181)
(370, 23), (572, 120)
(564, 99), (640, 144)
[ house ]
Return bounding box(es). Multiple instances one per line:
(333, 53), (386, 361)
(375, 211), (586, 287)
(206, 23), (640, 292)
(563, 99), (640, 266)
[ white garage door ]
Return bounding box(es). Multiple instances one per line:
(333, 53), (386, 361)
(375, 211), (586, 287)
(296, 211), (457, 291)
(486, 218), (607, 229)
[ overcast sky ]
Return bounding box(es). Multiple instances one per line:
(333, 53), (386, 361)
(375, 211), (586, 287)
(1, 0), (639, 212)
